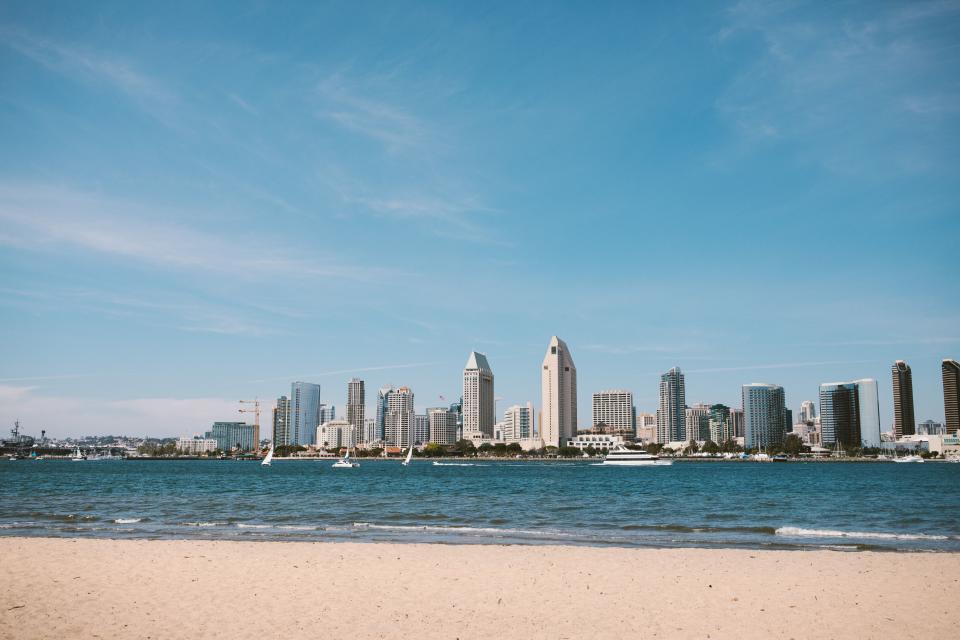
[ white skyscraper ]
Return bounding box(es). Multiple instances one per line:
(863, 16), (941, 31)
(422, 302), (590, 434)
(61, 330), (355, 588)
(413, 414), (430, 445)
(463, 351), (495, 440)
(503, 402), (535, 443)
(591, 390), (634, 434)
(798, 400), (816, 424)
(541, 336), (578, 448)
(385, 386), (415, 448)
(853, 378), (881, 448)
(428, 408), (458, 445)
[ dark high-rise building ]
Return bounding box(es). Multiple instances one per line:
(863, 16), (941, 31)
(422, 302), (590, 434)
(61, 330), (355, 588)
(944, 359), (960, 435)
(742, 383), (787, 450)
(347, 378), (365, 443)
(272, 395), (290, 446)
(657, 367), (686, 443)
(891, 361), (916, 438)
(819, 383), (860, 447)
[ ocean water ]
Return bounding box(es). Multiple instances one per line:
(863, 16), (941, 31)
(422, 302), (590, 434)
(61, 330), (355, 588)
(1, 459), (958, 552)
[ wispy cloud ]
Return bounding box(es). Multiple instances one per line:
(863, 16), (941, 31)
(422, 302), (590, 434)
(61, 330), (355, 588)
(248, 362), (439, 384)
(0, 182), (392, 283)
(685, 359), (877, 374)
(803, 337), (960, 348)
(582, 343), (696, 355)
(0, 25), (178, 125)
(0, 374), (89, 383)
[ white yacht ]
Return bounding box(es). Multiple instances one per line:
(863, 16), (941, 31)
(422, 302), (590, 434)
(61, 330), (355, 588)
(893, 454), (924, 463)
(71, 446), (85, 461)
(332, 451), (359, 468)
(600, 446), (672, 466)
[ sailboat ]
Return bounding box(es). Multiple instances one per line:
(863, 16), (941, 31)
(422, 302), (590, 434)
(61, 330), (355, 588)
(261, 444), (274, 467)
(71, 446), (85, 461)
(401, 446), (414, 466)
(332, 450), (359, 468)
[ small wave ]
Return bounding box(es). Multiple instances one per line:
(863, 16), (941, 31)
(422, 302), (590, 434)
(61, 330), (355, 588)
(236, 523), (272, 529)
(181, 521), (228, 527)
(354, 522), (579, 538)
(620, 524), (777, 535)
(775, 527), (949, 541)
(113, 518), (145, 524)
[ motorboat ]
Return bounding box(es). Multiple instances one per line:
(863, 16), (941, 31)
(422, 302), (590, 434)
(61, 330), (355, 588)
(600, 446), (672, 466)
(893, 454), (924, 463)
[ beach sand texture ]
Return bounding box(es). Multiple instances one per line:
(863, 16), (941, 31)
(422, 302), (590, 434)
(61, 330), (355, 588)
(1, 538), (957, 639)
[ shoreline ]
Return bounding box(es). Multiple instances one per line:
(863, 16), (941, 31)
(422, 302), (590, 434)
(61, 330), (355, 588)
(2, 537), (957, 639)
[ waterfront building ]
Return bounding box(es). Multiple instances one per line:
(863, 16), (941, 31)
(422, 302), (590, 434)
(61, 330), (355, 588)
(207, 422), (256, 452)
(176, 436), (217, 454)
(819, 383), (860, 448)
(708, 404), (732, 443)
(346, 378), (365, 441)
(685, 403), (711, 441)
(798, 400), (816, 424)
(503, 402), (535, 443)
(317, 419), (354, 450)
(853, 378), (881, 448)
(730, 408), (744, 438)
(385, 386), (415, 448)
(319, 404), (337, 424)
(449, 398), (463, 441)
(428, 408), (458, 445)
(541, 336), (578, 448)
(567, 433), (624, 452)
(272, 395), (290, 446)
(290, 381), (321, 446)
(918, 420), (946, 435)
(463, 351), (495, 441)
(944, 359), (960, 435)
(592, 390), (634, 435)
(742, 383), (787, 450)
(892, 360), (916, 438)
(376, 386), (395, 443)
(657, 368), (685, 444)
(414, 413), (430, 445)
(362, 418), (378, 447)
(635, 412), (656, 442)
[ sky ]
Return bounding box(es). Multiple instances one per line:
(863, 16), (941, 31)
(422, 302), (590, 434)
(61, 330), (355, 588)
(1, 1), (958, 439)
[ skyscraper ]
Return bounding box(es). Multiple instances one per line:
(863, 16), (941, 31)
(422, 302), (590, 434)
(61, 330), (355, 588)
(853, 378), (881, 448)
(730, 408), (744, 438)
(414, 414), (430, 445)
(503, 402), (534, 443)
(592, 390), (634, 435)
(541, 336), (577, 448)
(742, 383), (786, 450)
(319, 404), (336, 424)
(428, 408), (458, 445)
(347, 378), (365, 443)
(463, 351), (495, 440)
(819, 382), (860, 448)
(385, 386), (415, 448)
(798, 400), (816, 424)
(290, 381), (321, 446)
(376, 386), (395, 443)
(943, 359), (960, 435)
(708, 404), (732, 443)
(656, 367), (685, 444)
(685, 402), (711, 441)
(272, 395), (290, 446)
(892, 360), (916, 438)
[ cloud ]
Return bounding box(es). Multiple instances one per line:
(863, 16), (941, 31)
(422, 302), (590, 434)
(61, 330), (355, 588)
(316, 76), (428, 151)
(0, 385), (238, 438)
(0, 26), (178, 125)
(684, 359), (877, 374)
(0, 182), (392, 283)
(248, 362), (440, 384)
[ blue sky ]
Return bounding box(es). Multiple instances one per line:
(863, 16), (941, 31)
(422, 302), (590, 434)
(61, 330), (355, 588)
(1, 1), (958, 437)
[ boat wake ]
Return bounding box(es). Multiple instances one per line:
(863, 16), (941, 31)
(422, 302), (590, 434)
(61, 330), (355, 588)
(432, 462), (475, 466)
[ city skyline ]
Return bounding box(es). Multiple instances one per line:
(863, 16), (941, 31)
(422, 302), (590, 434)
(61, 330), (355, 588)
(1, 2), (958, 438)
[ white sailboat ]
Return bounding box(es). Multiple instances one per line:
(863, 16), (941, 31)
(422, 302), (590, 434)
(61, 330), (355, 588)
(332, 450), (359, 468)
(71, 446), (85, 461)
(401, 446), (414, 466)
(261, 445), (274, 467)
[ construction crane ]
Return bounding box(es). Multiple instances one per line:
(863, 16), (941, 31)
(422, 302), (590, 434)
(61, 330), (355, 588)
(238, 399), (261, 455)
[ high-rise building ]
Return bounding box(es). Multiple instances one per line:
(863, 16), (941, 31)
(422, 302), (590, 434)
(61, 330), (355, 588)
(819, 382), (860, 448)
(385, 386), (415, 448)
(635, 412), (656, 442)
(376, 386), (395, 443)
(943, 359), (960, 435)
(428, 408), (458, 445)
(319, 404), (336, 425)
(503, 402), (535, 443)
(730, 408), (744, 438)
(363, 418), (378, 446)
(463, 352), (495, 440)
(708, 404), (732, 443)
(592, 390), (634, 435)
(414, 414), (430, 445)
(272, 395), (290, 446)
(346, 379), (365, 442)
(685, 403), (711, 441)
(657, 368), (685, 444)
(853, 378), (881, 448)
(541, 336), (577, 448)
(892, 360), (916, 438)
(742, 383), (787, 450)
(207, 422), (256, 452)
(798, 400), (816, 424)
(918, 420), (946, 435)
(290, 381), (321, 446)
(449, 398), (463, 441)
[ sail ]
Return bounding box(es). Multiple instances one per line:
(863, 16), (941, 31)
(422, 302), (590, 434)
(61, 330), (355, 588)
(404, 446), (413, 465)
(262, 445), (274, 466)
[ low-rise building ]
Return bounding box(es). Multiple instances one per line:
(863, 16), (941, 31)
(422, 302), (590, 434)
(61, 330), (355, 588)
(177, 436), (217, 454)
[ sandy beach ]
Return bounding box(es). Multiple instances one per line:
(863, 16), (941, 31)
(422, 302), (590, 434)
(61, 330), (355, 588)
(1, 538), (957, 639)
